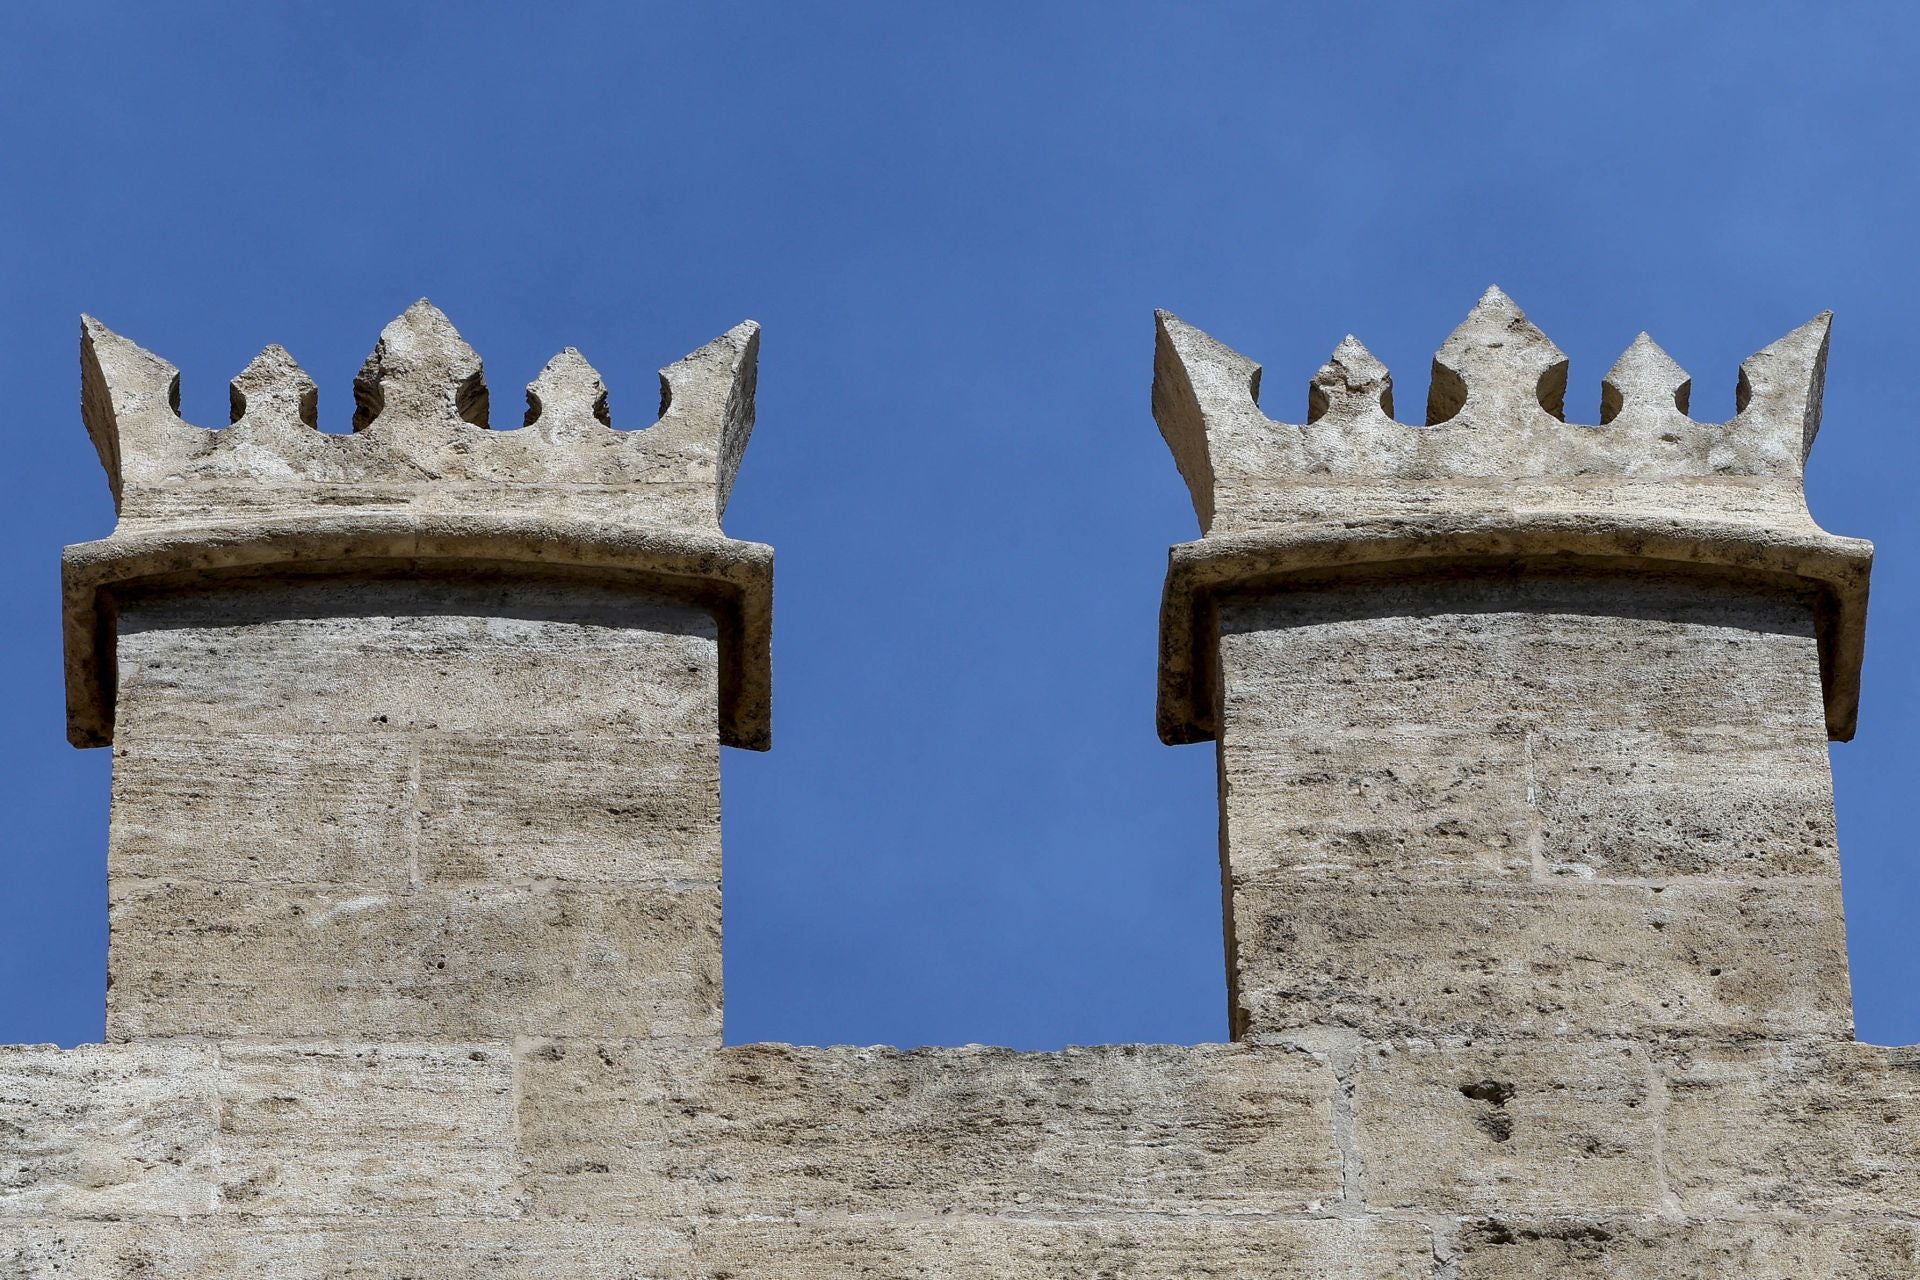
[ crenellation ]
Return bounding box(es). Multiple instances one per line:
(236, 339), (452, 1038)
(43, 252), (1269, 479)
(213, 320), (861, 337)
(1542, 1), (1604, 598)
(1155, 288), (1836, 538)
(1597, 332), (1690, 425)
(84, 301), (760, 534)
(7, 294), (1912, 1277)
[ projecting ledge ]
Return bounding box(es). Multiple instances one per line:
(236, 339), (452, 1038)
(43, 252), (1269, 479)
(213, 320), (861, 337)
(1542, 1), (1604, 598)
(62, 513), (774, 751)
(1156, 512), (1871, 746)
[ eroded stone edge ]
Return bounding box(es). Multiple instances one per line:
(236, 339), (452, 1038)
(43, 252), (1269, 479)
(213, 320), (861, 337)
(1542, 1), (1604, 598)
(1155, 514), (1872, 746)
(62, 515), (774, 752)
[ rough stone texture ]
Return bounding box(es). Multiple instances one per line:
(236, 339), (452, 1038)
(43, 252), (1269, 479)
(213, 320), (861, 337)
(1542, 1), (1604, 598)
(2, 1218), (698, 1279)
(1451, 1216), (1919, 1279)
(1217, 573), (1853, 1042)
(1233, 876), (1851, 1042)
(1662, 1040), (1920, 1217)
(0, 1044), (216, 1219)
(8, 295), (1912, 1276)
(518, 1042), (1342, 1221)
(1350, 1039), (1657, 1215)
(214, 1043), (517, 1217)
(105, 579), (724, 1044)
(692, 1216), (1435, 1279)
(109, 876), (722, 1043)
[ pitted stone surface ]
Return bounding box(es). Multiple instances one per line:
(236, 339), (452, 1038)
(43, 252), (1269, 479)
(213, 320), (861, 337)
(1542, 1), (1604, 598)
(518, 1042), (1342, 1221)
(1217, 573), (1853, 1042)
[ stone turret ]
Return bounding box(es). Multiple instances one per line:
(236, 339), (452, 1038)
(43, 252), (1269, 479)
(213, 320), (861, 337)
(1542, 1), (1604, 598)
(2, 296), (1915, 1278)
(66, 301), (767, 1044)
(1152, 288), (1870, 1047)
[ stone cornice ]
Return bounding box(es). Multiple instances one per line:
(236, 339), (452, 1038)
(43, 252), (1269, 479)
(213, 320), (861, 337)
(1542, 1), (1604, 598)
(1157, 512), (1871, 745)
(63, 513), (774, 751)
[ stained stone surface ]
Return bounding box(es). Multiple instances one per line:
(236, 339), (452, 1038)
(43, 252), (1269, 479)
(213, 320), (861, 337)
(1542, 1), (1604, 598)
(9, 296), (1912, 1277)
(1217, 573), (1853, 1042)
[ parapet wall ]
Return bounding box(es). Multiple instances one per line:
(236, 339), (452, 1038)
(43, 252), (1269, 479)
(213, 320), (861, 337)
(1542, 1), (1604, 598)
(3, 295), (1915, 1279)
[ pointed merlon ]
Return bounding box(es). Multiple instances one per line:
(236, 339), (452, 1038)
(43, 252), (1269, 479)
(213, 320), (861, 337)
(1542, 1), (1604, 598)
(1428, 286), (1569, 424)
(1736, 311), (1833, 462)
(229, 345), (319, 429)
(524, 347), (612, 434)
(655, 321), (761, 518)
(1152, 310), (1265, 531)
(1599, 333), (1691, 425)
(1307, 334), (1394, 423)
(80, 316), (189, 508)
(351, 299), (489, 431)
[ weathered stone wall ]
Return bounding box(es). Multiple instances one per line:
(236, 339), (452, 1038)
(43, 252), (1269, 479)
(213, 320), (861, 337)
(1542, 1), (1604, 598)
(1219, 570), (1851, 1043)
(5, 296), (1915, 1278)
(105, 578), (723, 1044)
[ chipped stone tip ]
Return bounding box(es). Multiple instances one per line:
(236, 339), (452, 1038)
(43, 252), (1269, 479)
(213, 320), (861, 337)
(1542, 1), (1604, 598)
(230, 345), (318, 429)
(656, 320), (760, 519)
(1737, 310), (1832, 462)
(1152, 310), (1264, 532)
(1600, 333), (1691, 425)
(1428, 284), (1568, 424)
(352, 298), (489, 432)
(1308, 335), (1393, 424)
(525, 348), (612, 432)
(80, 315), (187, 510)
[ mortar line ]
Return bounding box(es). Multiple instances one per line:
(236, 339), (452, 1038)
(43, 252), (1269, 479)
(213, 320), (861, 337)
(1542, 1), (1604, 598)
(1522, 728), (1546, 884)
(1647, 1044), (1678, 1218)
(404, 734), (424, 890)
(1327, 1029), (1366, 1212)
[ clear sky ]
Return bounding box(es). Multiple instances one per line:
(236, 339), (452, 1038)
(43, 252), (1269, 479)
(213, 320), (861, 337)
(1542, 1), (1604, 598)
(2, 3), (1916, 1049)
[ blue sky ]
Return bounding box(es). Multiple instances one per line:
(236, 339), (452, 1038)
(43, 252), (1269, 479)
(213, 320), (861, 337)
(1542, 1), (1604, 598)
(2, 3), (1916, 1049)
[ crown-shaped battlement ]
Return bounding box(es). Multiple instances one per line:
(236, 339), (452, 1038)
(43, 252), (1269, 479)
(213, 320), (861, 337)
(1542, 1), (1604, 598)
(82, 299), (759, 531)
(65, 301), (774, 752)
(1154, 286), (1831, 536)
(1150, 288), (1871, 746)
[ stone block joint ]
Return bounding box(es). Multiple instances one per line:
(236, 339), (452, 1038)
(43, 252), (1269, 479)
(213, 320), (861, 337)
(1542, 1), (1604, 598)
(65, 300), (774, 750)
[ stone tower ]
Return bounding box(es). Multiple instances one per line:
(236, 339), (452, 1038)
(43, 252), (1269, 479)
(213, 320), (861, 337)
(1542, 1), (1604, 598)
(2, 294), (1915, 1278)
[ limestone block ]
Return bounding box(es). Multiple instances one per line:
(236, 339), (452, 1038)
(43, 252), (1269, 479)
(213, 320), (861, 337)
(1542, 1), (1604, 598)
(693, 1213), (1434, 1279)
(215, 1043), (516, 1216)
(1452, 1215), (1918, 1279)
(107, 880), (721, 1041)
(2, 1217), (694, 1279)
(1218, 575), (1824, 745)
(1663, 1040), (1920, 1217)
(518, 1041), (1342, 1220)
(417, 732), (719, 883)
(108, 731), (414, 885)
(1350, 1038), (1658, 1214)
(0, 1044), (216, 1218)
(115, 580), (718, 743)
(1529, 728), (1837, 879)
(1232, 876), (1851, 1040)
(1223, 727), (1532, 881)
